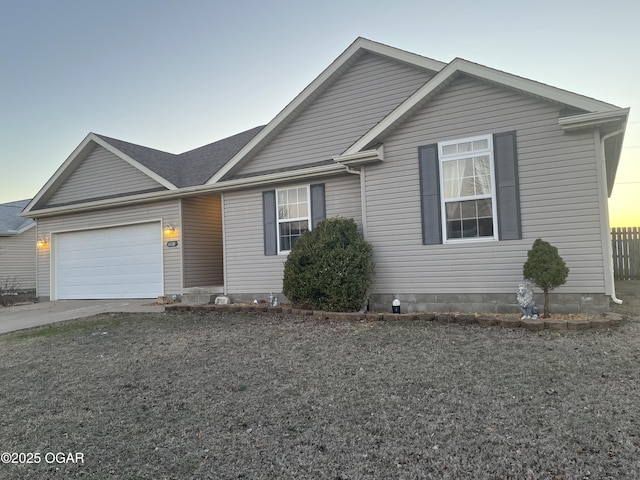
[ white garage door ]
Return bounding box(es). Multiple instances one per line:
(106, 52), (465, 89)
(54, 223), (163, 299)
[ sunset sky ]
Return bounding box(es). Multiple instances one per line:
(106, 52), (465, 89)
(1, 0), (638, 226)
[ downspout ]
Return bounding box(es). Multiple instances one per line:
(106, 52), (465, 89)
(220, 193), (228, 296)
(344, 166), (368, 239)
(601, 127), (626, 305)
(345, 165), (370, 313)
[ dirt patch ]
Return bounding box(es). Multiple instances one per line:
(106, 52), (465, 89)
(1, 312), (639, 479)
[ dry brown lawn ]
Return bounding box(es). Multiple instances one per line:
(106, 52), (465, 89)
(1, 312), (639, 479)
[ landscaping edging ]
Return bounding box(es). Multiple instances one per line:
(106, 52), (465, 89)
(165, 304), (625, 331)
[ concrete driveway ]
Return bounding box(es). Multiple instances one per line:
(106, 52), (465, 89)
(0, 299), (164, 335)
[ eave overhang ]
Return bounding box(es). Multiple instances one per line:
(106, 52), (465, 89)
(558, 108), (629, 196)
(558, 108), (630, 132)
(22, 163), (347, 219)
(22, 133), (177, 216)
(0, 223), (36, 236)
(206, 38), (445, 185)
(343, 58), (624, 157)
(333, 146), (383, 168)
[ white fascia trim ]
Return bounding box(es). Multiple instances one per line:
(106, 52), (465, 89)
(25, 188), (180, 218)
(344, 61), (460, 155)
(22, 133), (97, 215)
(333, 146), (383, 168)
(206, 44), (364, 184)
(91, 135), (177, 190)
(22, 134), (177, 216)
(344, 58), (623, 156)
(207, 38), (445, 185)
(0, 222), (36, 236)
(15, 222), (36, 234)
(213, 163), (345, 190)
(356, 37), (446, 72)
(25, 163), (346, 218)
(558, 108), (630, 131)
(458, 60), (620, 113)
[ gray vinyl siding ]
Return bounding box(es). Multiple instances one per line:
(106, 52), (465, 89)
(36, 200), (182, 298)
(224, 174), (362, 294)
(182, 195), (224, 287)
(46, 146), (165, 207)
(0, 227), (36, 290)
(232, 52), (433, 177)
(364, 75), (606, 294)
(325, 174), (363, 233)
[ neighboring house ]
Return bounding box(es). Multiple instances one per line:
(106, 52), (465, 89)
(0, 199), (36, 291)
(22, 38), (629, 313)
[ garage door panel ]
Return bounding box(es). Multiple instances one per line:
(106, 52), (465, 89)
(54, 223), (163, 299)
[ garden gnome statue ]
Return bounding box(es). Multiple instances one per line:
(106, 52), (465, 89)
(517, 282), (538, 320)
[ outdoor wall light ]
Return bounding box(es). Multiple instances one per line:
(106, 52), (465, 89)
(163, 224), (176, 234)
(36, 237), (48, 248)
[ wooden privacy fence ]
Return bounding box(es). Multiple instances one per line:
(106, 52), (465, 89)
(612, 227), (640, 280)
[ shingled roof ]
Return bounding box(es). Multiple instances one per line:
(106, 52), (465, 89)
(0, 199), (34, 234)
(95, 126), (264, 188)
(93, 134), (179, 184)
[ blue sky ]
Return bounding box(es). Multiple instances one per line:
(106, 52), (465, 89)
(1, 0), (638, 226)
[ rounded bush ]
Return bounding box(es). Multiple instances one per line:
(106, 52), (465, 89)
(282, 217), (374, 312)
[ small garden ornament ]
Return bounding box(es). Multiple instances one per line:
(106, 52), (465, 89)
(517, 282), (538, 320)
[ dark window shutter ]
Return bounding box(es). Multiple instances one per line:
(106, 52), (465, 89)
(418, 144), (442, 245)
(493, 131), (522, 240)
(263, 190), (277, 255)
(310, 183), (326, 229)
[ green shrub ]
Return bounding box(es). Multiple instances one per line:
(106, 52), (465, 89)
(523, 238), (569, 318)
(282, 217), (374, 312)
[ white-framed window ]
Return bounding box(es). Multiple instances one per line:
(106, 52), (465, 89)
(439, 134), (497, 242)
(276, 185), (310, 252)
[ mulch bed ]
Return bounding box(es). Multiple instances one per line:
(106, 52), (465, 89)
(166, 303), (624, 331)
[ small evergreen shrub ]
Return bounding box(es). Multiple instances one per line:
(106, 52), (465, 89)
(523, 238), (569, 318)
(282, 217), (374, 312)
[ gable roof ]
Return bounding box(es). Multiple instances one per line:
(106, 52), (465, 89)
(95, 126), (265, 188)
(341, 57), (627, 156)
(94, 134), (180, 185)
(207, 37), (446, 184)
(208, 38), (628, 186)
(24, 37), (629, 216)
(25, 133), (178, 214)
(24, 126), (264, 214)
(0, 199), (35, 235)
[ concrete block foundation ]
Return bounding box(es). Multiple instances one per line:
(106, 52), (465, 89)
(369, 292), (609, 315)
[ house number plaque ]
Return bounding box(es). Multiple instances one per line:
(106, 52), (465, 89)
(166, 241), (179, 247)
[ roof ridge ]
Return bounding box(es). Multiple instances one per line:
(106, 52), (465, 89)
(94, 133), (178, 156)
(174, 126), (266, 187)
(93, 126), (266, 188)
(178, 126), (266, 157)
(342, 55), (624, 156)
(94, 133), (181, 188)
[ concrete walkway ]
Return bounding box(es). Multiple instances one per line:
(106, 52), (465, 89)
(0, 300), (164, 335)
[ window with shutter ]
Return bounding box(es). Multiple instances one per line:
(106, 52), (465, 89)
(419, 131), (521, 245)
(263, 183), (325, 255)
(277, 186), (310, 252)
(439, 134), (497, 242)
